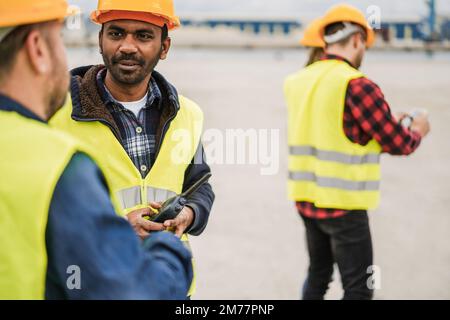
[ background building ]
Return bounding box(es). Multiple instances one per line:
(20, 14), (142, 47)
(65, 0), (450, 48)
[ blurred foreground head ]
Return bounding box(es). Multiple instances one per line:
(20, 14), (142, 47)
(91, 0), (180, 86)
(0, 0), (72, 120)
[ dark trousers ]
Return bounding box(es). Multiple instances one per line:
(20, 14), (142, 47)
(301, 211), (374, 300)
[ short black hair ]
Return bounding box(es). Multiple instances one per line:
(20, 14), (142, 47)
(161, 24), (168, 41)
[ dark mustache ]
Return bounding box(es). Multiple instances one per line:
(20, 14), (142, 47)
(112, 54), (145, 65)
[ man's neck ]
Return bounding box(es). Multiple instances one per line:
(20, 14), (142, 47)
(104, 72), (151, 102)
(325, 48), (355, 68)
(0, 78), (48, 121)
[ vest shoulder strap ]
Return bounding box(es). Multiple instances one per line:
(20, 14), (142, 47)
(178, 95), (204, 122)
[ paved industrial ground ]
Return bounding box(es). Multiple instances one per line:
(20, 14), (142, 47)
(68, 47), (450, 300)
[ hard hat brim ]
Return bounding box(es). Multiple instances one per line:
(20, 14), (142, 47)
(300, 18), (326, 48)
(90, 9), (180, 30)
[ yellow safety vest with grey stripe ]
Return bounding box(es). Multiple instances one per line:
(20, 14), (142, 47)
(0, 110), (96, 299)
(284, 59), (382, 210)
(50, 94), (203, 296)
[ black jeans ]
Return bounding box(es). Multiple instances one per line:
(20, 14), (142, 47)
(301, 211), (373, 300)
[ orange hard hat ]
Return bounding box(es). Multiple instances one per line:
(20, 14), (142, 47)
(300, 18), (326, 48)
(318, 4), (375, 48)
(91, 0), (181, 30)
(0, 0), (69, 28)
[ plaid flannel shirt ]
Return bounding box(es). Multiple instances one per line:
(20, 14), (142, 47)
(97, 69), (162, 178)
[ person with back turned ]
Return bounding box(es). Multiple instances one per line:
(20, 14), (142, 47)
(284, 4), (430, 300)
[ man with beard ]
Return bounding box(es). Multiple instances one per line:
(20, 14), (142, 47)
(51, 0), (214, 297)
(284, 4), (430, 300)
(0, 0), (192, 299)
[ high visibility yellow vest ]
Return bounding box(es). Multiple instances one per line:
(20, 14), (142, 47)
(284, 59), (382, 210)
(50, 94), (203, 296)
(0, 110), (86, 299)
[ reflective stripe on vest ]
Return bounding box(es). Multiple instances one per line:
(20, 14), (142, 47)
(147, 187), (177, 204)
(116, 187), (177, 210)
(289, 171), (380, 191)
(289, 146), (380, 165)
(117, 186), (142, 209)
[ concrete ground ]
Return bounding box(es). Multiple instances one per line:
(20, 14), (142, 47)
(68, 47), (450, 300)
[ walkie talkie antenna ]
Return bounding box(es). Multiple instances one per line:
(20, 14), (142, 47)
(151, 173), (213, 223)
(180, 173), (212, 199)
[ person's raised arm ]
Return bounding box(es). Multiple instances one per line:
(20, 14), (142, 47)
(45, 152), (192, 299)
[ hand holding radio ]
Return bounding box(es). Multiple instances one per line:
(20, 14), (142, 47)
(147, 173), (212, 237)
(126, 204), (165, 240)
(163, 206), (195, 238)
(399, 109), (431, 138)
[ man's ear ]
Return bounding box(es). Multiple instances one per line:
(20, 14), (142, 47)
(24, 28), (51, 75)
(352, 33), (360, 49)
(356, 33), (366, 49)
(160, 37), (171, 60)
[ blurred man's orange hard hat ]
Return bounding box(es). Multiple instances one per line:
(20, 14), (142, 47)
(300, 18), (326, 48)
(0, 0), (69, 28)
(318, 4), (375, 48)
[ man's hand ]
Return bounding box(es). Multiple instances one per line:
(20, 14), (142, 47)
(126, 202), (165, 240)
(163, 206), (195, 238)
(411, 114), (431, 138)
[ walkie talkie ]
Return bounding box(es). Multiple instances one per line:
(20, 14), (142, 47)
(151, 173), (212, 223)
